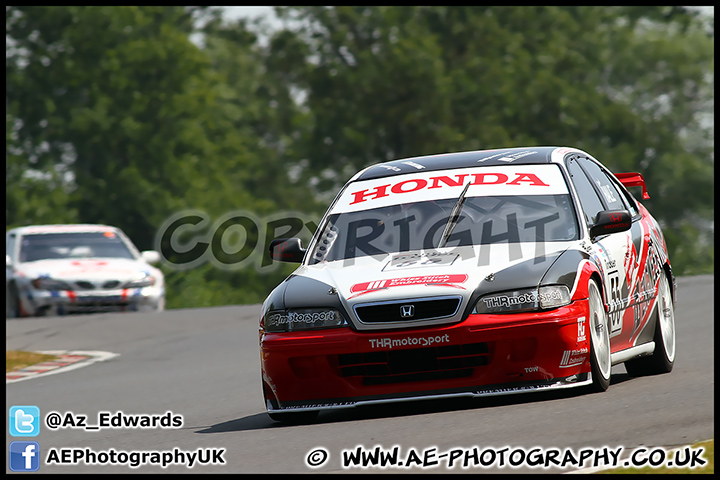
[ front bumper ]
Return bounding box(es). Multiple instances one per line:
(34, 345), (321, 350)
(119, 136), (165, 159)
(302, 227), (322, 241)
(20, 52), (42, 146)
(260, 300), (592, 412)
(23, 286), (164, 315)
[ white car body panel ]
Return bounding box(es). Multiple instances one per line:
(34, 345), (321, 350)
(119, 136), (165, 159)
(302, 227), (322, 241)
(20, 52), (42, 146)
(6, 224), (165, 317)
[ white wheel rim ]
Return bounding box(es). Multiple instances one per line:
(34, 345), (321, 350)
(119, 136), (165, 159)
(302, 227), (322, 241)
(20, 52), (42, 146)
(589, 283), (611, 380)
(658, 275), (676, 362)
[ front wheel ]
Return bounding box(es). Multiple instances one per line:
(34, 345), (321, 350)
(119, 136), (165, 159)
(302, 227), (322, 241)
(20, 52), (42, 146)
(587, 280), (611, 392)
(6, 283), (22, 318)
(624, 273), (675, 376)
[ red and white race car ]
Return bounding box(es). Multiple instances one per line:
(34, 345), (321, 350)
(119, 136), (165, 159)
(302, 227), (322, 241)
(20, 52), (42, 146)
(260, 147), (676, 423)
(6, 224), (165, 317)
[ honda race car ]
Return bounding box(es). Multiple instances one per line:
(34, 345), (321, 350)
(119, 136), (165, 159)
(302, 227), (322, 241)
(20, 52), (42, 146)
(6, 224), (165, 317)
(260, 146), (676, 422)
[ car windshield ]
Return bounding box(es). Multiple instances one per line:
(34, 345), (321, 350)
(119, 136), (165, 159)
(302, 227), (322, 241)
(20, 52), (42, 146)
(19, 232), (135, 262)
(309, 195), (578, 263)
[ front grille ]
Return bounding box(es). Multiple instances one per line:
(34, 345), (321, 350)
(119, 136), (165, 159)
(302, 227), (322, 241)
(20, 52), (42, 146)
(73, 280), (124, 290)
(337, 342), (490, 385)
(354, 297), (461, 323)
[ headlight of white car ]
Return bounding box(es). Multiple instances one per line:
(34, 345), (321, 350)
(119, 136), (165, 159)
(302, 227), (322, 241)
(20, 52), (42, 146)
(474, 285), (571, 314)
(124, 274), (157, 289)
(31, 277), (73, 291)
(263, 308), (347, 332)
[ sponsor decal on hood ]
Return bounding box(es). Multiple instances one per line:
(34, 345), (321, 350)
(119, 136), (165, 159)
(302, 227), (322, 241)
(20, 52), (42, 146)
(349, 274), (469, 299)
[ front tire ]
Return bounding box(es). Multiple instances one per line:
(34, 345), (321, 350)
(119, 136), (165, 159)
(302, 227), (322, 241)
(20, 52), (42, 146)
(6, 283), (22, 318)
(587, 280), (611, 392)
(624, 272), (675, 376)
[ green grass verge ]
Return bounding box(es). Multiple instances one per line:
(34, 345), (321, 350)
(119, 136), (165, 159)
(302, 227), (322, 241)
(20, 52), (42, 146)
(6, 350), (59, 372)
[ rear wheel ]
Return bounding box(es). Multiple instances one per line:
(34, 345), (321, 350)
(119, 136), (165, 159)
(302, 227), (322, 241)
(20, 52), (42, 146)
(587, 280), (611, 392)
(624, 273), (675, 376)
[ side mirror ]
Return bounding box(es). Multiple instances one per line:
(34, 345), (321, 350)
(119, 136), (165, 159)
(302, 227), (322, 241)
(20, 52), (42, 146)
(141, 250), (161, 264)
(590, 210), (632, 240)
(269, 238), (306, 263)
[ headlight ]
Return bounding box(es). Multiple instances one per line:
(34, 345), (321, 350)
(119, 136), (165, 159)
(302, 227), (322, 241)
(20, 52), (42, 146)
(124, 274), (156, 289)
(474, 285), (571, 314)
(263, 308), (347, 332)
(31, 277), (73, 291)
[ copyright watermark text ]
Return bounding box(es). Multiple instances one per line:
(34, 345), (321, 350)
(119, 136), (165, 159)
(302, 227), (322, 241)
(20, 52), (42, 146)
(305, 444), (708, 471)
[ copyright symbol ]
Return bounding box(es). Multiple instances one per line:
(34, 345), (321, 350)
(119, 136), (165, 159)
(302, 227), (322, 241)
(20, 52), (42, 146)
(306, 447), (329, 468)
(46, 412), (62, 429)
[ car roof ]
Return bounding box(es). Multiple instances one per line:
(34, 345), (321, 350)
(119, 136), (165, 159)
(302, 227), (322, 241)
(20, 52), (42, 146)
(7, 224), (120, 236)
(353, 146), (585, 182)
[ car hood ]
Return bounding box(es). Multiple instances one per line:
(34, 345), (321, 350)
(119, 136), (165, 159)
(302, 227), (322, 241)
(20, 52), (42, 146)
(16, 258), (160, 282)
(275, 241), (584, 331)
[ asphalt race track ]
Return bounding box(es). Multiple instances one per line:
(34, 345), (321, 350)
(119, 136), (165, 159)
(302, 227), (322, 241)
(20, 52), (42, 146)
(6, 275), (714, 473)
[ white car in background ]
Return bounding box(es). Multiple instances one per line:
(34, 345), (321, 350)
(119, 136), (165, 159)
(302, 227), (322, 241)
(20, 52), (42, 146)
(6, 224), (165, 318)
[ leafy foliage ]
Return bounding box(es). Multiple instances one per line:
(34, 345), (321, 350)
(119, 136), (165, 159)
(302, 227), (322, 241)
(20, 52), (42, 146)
(6, 6), (713, 309)
(271, 6), (714, 274)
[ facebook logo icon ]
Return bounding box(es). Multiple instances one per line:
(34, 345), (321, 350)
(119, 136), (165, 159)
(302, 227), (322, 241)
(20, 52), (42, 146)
(9, 441), (41, 472)
(9, 405), (40, 437)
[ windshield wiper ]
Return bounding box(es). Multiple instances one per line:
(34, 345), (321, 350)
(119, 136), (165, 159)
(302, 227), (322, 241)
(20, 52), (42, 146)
(438, 182), (471, 249)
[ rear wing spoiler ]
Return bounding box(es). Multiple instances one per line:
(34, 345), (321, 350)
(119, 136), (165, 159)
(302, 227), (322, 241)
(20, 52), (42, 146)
(614, 172), (650, 199)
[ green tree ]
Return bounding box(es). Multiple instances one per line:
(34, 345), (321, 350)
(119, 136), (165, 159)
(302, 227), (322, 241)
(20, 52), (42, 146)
(6, 6), (316, 308)
(6, 6), (713, 312)
(7, 6), (243, 248)
(198, 14), (324, 214)
(269, 6), (714, 274)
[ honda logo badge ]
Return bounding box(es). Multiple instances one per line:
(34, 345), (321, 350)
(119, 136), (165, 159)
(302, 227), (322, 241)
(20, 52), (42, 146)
(400, 305), (415, 318)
